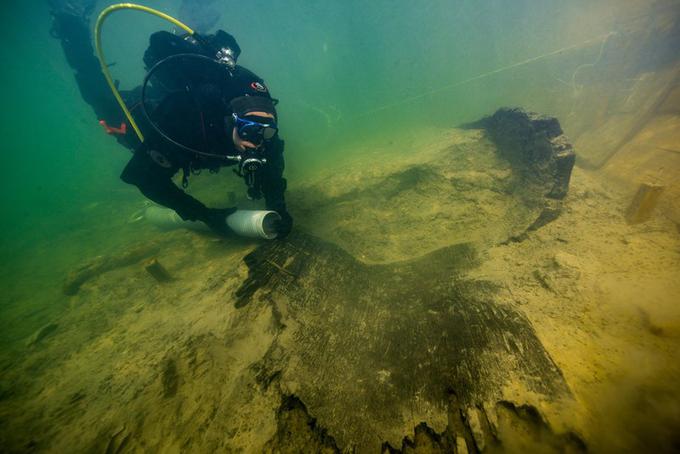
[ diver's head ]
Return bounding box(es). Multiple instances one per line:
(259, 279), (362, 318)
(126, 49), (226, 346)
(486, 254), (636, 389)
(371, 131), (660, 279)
(229, 96), (278, 151)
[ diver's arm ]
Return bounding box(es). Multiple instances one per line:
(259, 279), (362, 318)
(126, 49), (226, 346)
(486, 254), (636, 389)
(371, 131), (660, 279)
(121, 150), (224, 225)
(261, 138), (293, 236)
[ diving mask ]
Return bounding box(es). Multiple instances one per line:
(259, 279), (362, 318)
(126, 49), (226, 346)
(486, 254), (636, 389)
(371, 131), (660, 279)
(232, 113), (278, 144)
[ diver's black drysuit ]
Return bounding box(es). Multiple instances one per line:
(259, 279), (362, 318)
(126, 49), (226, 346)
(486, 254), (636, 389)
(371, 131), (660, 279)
(50, 11), (292, 236)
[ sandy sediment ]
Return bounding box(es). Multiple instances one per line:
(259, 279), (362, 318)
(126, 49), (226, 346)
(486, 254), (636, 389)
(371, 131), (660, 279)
(0, 114), (678, 452)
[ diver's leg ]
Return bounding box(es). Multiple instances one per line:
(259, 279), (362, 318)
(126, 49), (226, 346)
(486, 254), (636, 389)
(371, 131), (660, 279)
(49, 3), (124, 127)
(178, 0), (221, 33)
(48, 0), (96, 18)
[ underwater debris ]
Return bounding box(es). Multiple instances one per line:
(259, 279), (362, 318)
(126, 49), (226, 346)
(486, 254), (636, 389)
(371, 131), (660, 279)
(161, 358), (179, 398)
(465, 107), (577, 245)
(638, 307), (665, 337)
(294, 114), (577, 261)
(104, 425), (131, 454)
(62, 242), (160, 295)
(25, 322), (59, 347)
(505, 200), (564, 244)
(467, 107), (576, 200)
(144, 258), (173, 283)
(379, 397), (587, 453)
(494, 401), (587, 453)
(265, 395), (340, 453)
(236, 231), (570, 450)
(527, 201), (563, 231)
(625, 182), (664, 224)
(381, 422), (451, 453)
(456, 436), (469, 454)
(465, 406), (487, 451)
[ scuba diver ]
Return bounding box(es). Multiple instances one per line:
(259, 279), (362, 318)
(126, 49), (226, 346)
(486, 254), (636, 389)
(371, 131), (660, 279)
(48, 0), (293, 237)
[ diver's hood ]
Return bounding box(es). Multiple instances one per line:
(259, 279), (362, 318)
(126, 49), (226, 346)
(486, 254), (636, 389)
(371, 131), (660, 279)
(230, 95), (277, 119)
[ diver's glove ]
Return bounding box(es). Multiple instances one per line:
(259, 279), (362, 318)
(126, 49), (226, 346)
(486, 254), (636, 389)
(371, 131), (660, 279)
(200, 207), (237, 236)
(273, 211), (293, 239)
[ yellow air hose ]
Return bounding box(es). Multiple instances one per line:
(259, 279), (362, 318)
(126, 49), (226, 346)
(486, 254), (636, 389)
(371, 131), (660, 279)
(94, 3), (195, 143)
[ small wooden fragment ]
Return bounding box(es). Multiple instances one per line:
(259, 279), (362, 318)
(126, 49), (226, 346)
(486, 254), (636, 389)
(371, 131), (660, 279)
(625, 182), (664, 224)
(144, 258), (173, 283)
(456, 436), (469, 454)
(25, 323), (59, 347)
(466, 407), (486, 452)
(62, 242), (160, 295)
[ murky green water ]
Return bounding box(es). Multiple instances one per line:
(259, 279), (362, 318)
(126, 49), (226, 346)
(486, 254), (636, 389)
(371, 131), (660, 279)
(0, 1), (678, 451)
